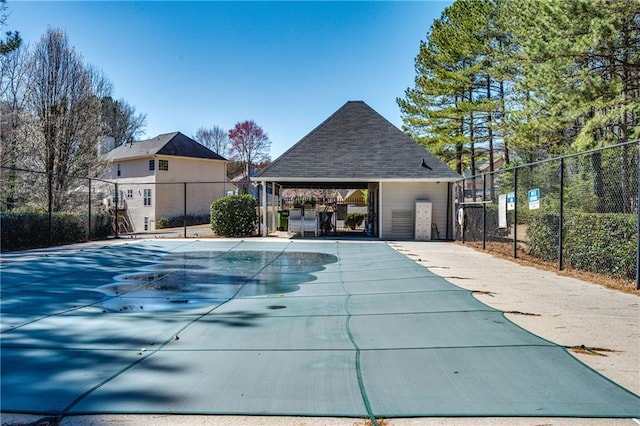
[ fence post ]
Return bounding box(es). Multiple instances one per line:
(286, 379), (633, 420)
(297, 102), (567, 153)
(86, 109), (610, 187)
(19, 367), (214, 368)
(461, 179), (465, 244)
(88, 178), (92, 241)
(184, 182), (187, 239)
(513, 167), (518, 259)
(636, 143), (639, 290)
(48, 172), (53, 245)
(482, 174), (487, 250)
(114, 182), (119, 239)
(446, 182), (452, 240)
(558, 158), (564, 271)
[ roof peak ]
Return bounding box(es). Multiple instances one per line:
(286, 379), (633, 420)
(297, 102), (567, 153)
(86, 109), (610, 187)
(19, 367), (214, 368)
(138, 131), (180, 143)
(255, 100), (460, 182)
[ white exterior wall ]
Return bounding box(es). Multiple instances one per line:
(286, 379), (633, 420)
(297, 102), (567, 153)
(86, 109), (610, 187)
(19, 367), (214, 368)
(111, 158), (155, 231)
(111, 157), (154, 180)
(154, 155), (226, 183)
(154, 156), (228, 220)
(111, 156), (227, 232)
(380, 181), (449, 240)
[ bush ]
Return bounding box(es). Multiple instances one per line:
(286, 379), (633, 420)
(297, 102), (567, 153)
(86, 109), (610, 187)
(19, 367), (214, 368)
(1, 211), (111, 251)
(156, 214), (210, 229)
(527, 214), (560, 261)
(344, 212), (365, 229)
(527, 212), (637, 281)
(210, 194), (257, 237)
(564, 213), (636, 281)
(156, 217), (170, 229)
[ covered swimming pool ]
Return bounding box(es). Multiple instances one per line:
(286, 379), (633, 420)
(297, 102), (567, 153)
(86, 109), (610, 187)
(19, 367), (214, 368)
(1, 239), (639, 421)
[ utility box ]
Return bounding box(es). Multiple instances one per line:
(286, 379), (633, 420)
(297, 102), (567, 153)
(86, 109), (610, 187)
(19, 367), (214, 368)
(414, 200), (432, 240)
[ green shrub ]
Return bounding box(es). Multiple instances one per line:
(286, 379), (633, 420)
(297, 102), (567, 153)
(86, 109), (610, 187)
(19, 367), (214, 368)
(527, 214), (560, 261)
(210, 194), (257, 237)
(527, 212), (637, 281)
(1, 211), (111, 251)
(564, 213), (636, 281)
(156, 214), (210, 229)
(156, 217), (170, 229)
(345, 212), (365, 229)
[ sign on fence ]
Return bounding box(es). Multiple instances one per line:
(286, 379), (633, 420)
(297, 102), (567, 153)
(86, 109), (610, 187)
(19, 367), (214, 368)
(498, 194), (507, 228)
(528, 188), (540, 210)
(507, 192), (515, 211)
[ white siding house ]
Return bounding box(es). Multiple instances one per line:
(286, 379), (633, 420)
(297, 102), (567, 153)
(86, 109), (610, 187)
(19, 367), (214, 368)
(104, 132), (228, 232)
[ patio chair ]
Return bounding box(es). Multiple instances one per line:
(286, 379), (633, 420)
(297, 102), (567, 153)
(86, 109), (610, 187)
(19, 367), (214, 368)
(302, 209), (318, 237)
(287, 208), (303, 236)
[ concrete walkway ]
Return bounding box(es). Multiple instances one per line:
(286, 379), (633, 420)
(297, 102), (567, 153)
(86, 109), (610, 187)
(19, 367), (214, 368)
(2, 239), (638, 426)
(391, 241), (639, 397)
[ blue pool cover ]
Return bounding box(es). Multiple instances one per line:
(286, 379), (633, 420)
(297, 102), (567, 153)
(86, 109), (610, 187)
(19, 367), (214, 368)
(1, 240), (639, 419)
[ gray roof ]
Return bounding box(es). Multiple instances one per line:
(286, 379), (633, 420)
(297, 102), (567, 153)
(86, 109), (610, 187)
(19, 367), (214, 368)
(105, 132), (227, 161)
(255, 101), (460, 186)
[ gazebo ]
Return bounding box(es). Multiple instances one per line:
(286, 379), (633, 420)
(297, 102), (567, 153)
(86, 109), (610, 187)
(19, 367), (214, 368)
(253, 101), (461, 240)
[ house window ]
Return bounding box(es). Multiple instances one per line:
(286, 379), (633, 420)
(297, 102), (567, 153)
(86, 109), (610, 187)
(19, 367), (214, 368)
(144, 216), (149, 231)
(116, 163), (121, 177)
(143, 189), (152, 206)
(126, 189), (133, 199)
(149, 159), (155, 171)
(159, 159), (168, 171)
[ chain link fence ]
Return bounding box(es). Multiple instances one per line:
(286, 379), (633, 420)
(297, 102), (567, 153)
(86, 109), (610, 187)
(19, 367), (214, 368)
(4, 142), (639, 289)
(1, 167), (116, 250)
(455, 140), (640, 289)
(0, 167), (239, 250)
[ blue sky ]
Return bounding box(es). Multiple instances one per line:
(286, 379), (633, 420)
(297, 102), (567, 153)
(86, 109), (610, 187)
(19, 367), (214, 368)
(7, 1), (451, 158)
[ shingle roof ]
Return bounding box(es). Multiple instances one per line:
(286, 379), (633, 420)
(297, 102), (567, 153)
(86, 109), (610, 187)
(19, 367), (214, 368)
(255, 101), (460, 183)
(105, 132), (227, 161)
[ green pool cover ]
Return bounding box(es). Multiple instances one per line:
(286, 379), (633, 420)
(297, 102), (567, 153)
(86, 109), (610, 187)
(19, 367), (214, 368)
(1, 240), (639, 419)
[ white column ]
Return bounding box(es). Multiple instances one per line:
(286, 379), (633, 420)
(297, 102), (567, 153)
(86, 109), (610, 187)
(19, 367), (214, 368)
(262, 182), (268, 237)
(271, 181), (277, 231)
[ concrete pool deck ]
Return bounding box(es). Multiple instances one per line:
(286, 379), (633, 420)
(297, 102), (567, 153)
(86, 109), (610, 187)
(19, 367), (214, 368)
(1, 238), (638, 426)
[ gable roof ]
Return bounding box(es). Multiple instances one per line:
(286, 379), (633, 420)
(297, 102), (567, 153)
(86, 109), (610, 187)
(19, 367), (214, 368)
(254, 101), (459, 186)
(105, 132), (227, 161)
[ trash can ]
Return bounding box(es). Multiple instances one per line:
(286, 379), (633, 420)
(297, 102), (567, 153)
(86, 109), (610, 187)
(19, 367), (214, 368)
(278, 210), (289, 231)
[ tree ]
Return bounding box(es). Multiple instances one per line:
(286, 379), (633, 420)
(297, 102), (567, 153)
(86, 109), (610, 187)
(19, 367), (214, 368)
(401, 0), (638, 174)
(100, 96), (147, 147)
(26, 28), (106, 211)
(398, 0), (501, 191)
(0, 43), (27, 164)
(0, 43), (28, 210)
(193, 125), (229, 157)
(0, 0), (21, 55)
(1, 25), (147, 213)
(228, 120), (271, 192)
(505, 0), (640, 211)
